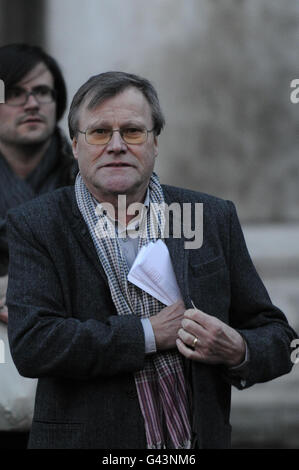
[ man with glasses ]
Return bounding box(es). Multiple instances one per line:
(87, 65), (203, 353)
(6, 71), (297, 449)
(0, 43), (77, 322)
(0, 44), (77, 448)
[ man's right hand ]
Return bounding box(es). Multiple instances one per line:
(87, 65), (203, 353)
(149, 300), (185, 351)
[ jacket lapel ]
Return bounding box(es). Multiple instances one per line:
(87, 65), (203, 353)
(163, 186), (192, 309)
(164, 235), (191, 309)
(67, 188), (109, 286)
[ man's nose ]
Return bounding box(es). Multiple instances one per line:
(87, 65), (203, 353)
(106, 130), (127, 153)
(23, 93), (40, 110)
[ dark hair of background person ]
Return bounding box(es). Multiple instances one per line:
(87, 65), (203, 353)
(0, 43), (67, 121)
(68, 71), (165, 140)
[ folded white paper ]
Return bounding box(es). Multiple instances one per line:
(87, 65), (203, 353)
(127, 240), (182, 305)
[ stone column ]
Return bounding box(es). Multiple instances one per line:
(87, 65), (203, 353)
(0, 0), (45, 46)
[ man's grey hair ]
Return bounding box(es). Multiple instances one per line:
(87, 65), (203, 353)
(68, 71), (165, 140)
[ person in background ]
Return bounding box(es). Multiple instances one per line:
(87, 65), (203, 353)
(0, 43), (77, 448)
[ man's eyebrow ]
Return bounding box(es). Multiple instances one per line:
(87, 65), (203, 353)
(31, 84), (51, 89)
(122, 120), (145, 127)
(87, 120), (111, 128)
(88, 119), (145, 129)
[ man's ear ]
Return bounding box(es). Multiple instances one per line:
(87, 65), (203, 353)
(72, 137), (79, 160)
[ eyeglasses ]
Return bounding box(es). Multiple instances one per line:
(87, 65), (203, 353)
(77, 127), (155, 145)
(5, 85), (56, 106)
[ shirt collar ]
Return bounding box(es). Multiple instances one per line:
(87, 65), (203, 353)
(92, 187), (150, 234)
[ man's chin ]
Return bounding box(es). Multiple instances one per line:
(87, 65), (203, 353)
(101, 185), (137, 196)
(17, 130), (53, 146)
(92, 180), (143, 198)
(95, 174), (141, 195)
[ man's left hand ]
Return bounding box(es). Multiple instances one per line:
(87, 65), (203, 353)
(176, 308), (246, 367)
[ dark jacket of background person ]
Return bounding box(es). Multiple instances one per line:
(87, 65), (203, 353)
(0, 128), (77, 275)
(0, 43), (78, 276)
(6, 184), (297, 449)
(0, 44), (77, 449)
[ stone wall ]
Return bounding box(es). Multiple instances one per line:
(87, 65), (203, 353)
(46, 0), (299, 222)
(231, 224), (299, 448)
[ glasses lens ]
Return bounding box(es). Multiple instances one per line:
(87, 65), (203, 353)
(5, 86), (55, 106)
(85, 127), (148, 145)
(6, 87), (27, 106)
(122, 128), (147, 144)
(34, 86), (55, 103)
(86, 128), (111, 145)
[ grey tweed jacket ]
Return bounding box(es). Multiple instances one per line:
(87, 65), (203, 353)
(6, 184), (297, 449)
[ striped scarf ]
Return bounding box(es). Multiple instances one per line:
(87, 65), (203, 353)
(75, 172), (191, 449)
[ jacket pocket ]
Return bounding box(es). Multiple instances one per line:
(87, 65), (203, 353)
(188, 256), (230, 320)
(190, 255), (226, 278)
(28, 420), (83, 449)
